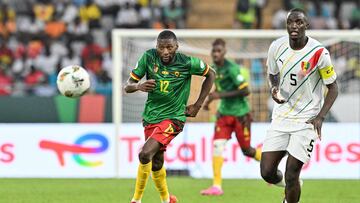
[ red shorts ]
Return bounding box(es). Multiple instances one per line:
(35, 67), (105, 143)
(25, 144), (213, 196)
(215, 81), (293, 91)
(214, 114), (252, 149)
(144, 119), (184, 151)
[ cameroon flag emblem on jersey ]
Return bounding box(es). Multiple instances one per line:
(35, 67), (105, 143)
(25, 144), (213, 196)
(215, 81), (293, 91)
(153, 64), (159, 73)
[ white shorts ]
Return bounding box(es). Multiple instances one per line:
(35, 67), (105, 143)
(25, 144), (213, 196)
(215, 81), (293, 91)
(262, 127), (318, 163)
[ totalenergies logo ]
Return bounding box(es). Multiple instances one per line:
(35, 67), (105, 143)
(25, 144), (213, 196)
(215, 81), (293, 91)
(39, 133), (109, 167)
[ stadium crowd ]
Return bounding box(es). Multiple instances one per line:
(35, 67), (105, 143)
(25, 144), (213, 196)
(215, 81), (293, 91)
(0, 0), (358, 96)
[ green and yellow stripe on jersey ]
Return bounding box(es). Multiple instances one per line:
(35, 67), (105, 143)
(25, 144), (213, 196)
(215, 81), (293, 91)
(202, 64), (210, 76)
(130, 72), (141, 81)
(238, 82), (249, 90)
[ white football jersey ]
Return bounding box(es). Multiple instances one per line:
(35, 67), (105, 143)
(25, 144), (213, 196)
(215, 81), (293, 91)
(267, 36), (337, 131)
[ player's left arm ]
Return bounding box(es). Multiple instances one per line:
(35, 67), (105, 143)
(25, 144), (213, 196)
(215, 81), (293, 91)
(306, 49), (338, 140)
(185, 58), (216, 117)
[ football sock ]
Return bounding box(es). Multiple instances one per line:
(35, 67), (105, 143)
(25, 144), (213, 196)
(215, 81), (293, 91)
(132, 162), (152, 201)
(254, 148), (262, 161)
(275, 175), (286, 187)
(151, 166), (170, 202)
(212, 155), (224, 188)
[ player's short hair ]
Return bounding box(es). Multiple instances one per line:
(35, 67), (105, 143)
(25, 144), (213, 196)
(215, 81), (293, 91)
(288, 8), (308, 20)
(212, 38), (226, 47)
(157, 30), (177, 41)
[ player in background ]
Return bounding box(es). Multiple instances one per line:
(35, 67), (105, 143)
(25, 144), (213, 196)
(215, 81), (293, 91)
(200, 38), (261, 196)
(124, 30), (215, 203)
(260, 8), (338, 203)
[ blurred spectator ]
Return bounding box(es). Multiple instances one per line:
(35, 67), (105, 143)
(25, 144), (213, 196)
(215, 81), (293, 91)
(45, 15), (66, 39)
(0, 4), (16, 38)
(50, 40), (68, 58)
(138, 4), (152, 28)
(79, 0), (102, 28)
(254, 0), (266, 29)
(138, 0), (150, 7)
(35, 45), (59, 76)
(27, 39), (44, 59)
(115, 2), (140, 28)
(61, 1), (78, 24)
(67, 16), (89, 41)
(272, 2), (290, 29)
(0, 3), (16, 22)
(24, 65), (46, 94)
(0, 39), (13, 71)
(0, 68), (12, 95)
(94, 0), (117, 15)
(163, 0), (184, 28)
(290, 0), (306, 10)
(33, 0), (55, 22)
(349, 1), (360, 29)
(81, 35), (103, 74)
(6, 0), (32, 16)
(11, 53), (31, 80)
(308, 0), (336, 29)
(17, 13), (45, 40)
(61, 47), (81, 67)
(73, 0), (88, 7)
(236, 0), (256, 29)
(33, 77), (56, 96)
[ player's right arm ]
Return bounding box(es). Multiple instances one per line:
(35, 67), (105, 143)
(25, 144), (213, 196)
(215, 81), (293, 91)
(124, 52), (156, 93)
(267, 42), (286, 104)
(124, 78), (156, 93)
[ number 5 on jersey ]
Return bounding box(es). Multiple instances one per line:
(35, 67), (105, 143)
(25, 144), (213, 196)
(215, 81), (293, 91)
(290, 73), (297, 86)
(160, 80), (169, 93)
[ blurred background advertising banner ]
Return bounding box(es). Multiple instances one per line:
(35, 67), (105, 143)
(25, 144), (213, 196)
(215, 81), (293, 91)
(119, 123), (360, 179)
(0, 123), (358, 178)
(0, 124), (116, 177)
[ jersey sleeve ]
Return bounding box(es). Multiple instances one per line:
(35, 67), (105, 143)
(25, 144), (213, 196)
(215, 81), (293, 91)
(317, 48), (337, 85)
(189, 56), (210, 76)
(229, 65), (249, 90)
(130, 53), (147, 82)
(266, 41), (279, 75)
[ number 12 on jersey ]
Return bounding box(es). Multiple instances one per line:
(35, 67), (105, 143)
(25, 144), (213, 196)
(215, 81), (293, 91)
(160, 80), (169, 93)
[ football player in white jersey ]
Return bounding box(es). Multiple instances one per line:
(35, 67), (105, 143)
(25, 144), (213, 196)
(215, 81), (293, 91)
(260, 8), (338, 203)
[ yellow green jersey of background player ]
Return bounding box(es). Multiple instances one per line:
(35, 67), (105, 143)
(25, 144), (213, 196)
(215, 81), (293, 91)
(213, 59), (251, 117)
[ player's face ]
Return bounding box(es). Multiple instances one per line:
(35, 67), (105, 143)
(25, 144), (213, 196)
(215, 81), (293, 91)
(286, 12), (308, 40)
(211, 44), (226, 64)
(156, 39), (178, 64)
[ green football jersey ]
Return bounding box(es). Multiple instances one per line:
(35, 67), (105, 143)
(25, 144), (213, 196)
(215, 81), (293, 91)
(130, 49), (210, 124)
(213, 59), (250, 117)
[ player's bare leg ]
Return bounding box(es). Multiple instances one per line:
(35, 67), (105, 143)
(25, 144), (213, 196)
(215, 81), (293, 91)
(260, 151), (287, 187)
(151, 151), (177, 203)
(131, 138), (161, 203)
(236, 115), (262, 161)
(284, 155), (303, 203)
(201, 139), (226, 196)
(241, 146), (261, 161)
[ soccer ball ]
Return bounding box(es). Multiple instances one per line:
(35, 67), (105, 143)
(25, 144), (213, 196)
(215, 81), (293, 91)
(57, 65), (90, 98)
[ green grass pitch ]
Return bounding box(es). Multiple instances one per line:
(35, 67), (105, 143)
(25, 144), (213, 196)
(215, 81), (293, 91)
(0, 178), (359, 203)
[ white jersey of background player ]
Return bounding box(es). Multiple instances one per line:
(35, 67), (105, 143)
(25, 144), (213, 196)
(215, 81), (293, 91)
(260, 8), (338, 203)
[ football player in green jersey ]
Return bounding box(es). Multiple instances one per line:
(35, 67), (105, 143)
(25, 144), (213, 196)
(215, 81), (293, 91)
(201, 38), (261, 196)
(124, 30), (215, 203)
